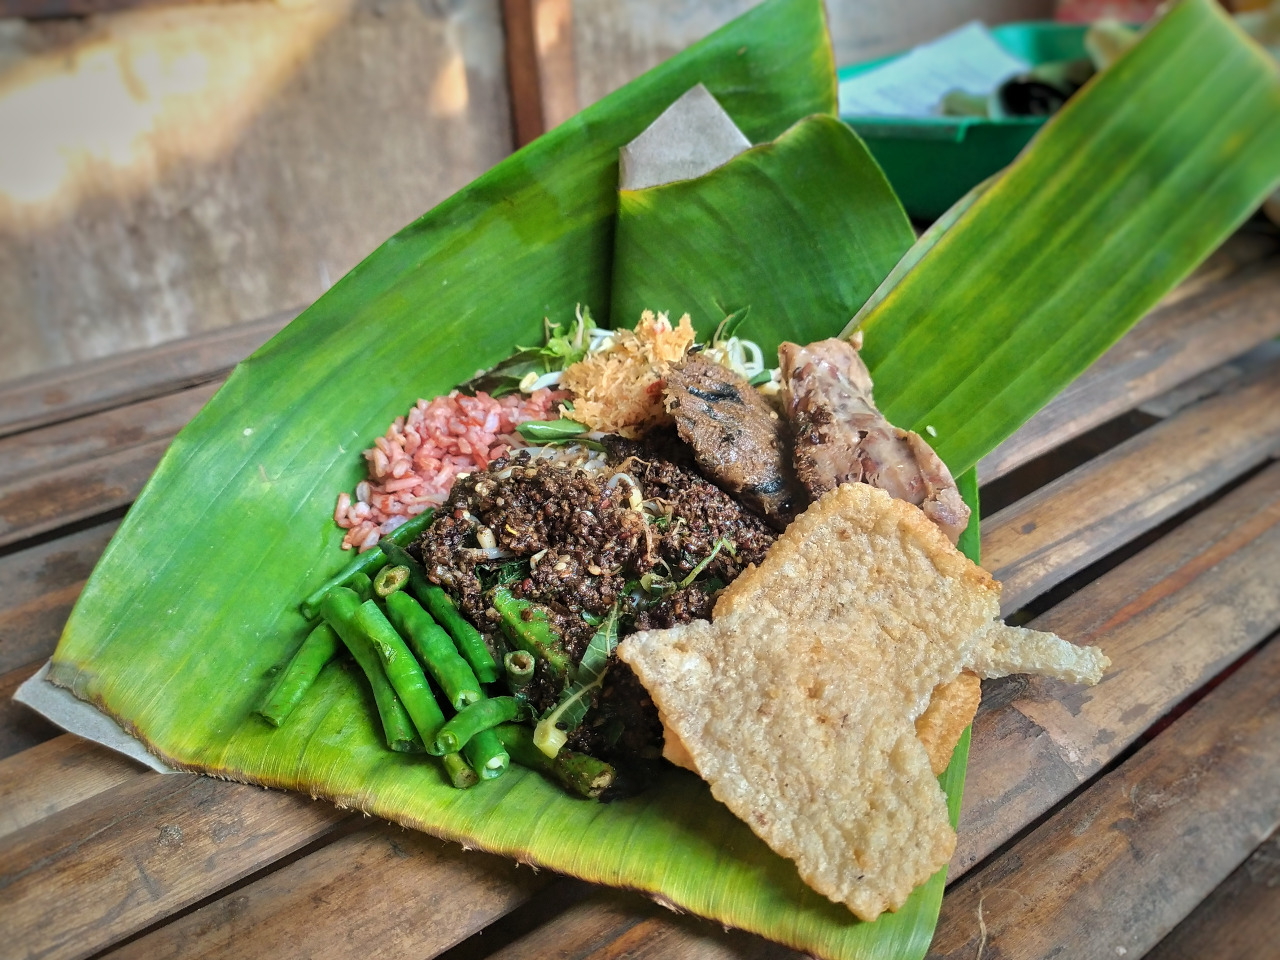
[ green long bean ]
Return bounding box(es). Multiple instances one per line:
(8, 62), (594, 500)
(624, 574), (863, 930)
(353, 600), (448, 754)
(379, 538), (500, 683)
(433, 697), (526, 755)
(319, 588), (419, 752)
(441, 751), (479, 789)
(463, 728), (509, 780)
(492, 587), (571, 677)
(384, 591), (482, 710)
(257, 622), (341, 726)
(300, 510), (434, 618)
(495, 724), (615, 800)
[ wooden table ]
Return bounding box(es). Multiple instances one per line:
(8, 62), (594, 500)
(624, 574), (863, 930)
(3, 224), (1280, 960)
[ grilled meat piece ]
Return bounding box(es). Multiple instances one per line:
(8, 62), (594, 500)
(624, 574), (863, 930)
(779, 337), (970, 544)
(662, 355), (801, 529)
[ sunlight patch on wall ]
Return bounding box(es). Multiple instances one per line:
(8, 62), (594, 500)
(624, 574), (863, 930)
(0, 0), (354, 221)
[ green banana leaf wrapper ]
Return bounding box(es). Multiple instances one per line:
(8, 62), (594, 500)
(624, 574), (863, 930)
(47, 0), (1280, 958)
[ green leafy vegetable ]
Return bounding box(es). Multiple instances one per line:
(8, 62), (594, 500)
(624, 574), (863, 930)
(534, 605), (619, 757)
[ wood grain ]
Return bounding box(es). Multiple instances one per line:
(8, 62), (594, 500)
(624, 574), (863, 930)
(978, 249), (1280, 482)
(487, 887), (797, 960)
(0, 774), (348, 960)
(502, 0), (547, 146)
(0, 661), (58, 761)
(954, 461), (1280, 878)
(1143, 828), (1280, 960)
(0, 437), (169, 550)
(929, 634), (1280, 960)
(0, 735), (144, 840)
(0, 520), (118, 675)
(104, 821), (551, 960)
(983, 356), (1280, 614)
(0, 312), (289, 441)
(0, 381), (217, 489)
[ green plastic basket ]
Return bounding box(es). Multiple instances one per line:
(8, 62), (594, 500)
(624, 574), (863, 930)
(839, 23), (1088, 220)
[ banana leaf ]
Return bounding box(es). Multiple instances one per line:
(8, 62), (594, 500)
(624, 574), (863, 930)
(609, 113), (916, 351)
(43, 0), (1280, 958)
(850, 0), (1280, 476)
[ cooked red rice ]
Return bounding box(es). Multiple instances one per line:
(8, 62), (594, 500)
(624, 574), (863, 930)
(334, 388), (565, 551)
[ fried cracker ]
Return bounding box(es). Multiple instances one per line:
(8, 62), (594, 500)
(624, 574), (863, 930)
(915, 672), (982, 776)
(619, 482), (1109, 921)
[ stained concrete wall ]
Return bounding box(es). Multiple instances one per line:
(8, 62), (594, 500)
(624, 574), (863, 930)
(0, 0), (511, 383)
(0, 0), (1051, 385)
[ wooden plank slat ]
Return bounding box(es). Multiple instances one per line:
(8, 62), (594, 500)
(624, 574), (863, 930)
(0, 735), (144, 840)
(0, 437), (169, 550)
(978, 248), (1280, 482)
(476, 458), (1280, 960)
(0, 774), (348, 960)
(928, 634), (1280, 960)
(1, 661), (58, 761)
(0, 520), (119, 675)
(954, 461), (1280, 878)
(1143, 828), (1280, 960)
(104, 822), (551, 960)
(501, 0), (547, 146)
(0, 382), (217, 490)
(982, 356), (1280, 614)
(487, 888), (796, 960)
(0, 310), (293, 441)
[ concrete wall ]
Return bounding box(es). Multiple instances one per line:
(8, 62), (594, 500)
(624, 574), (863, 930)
(0, 0), (1051, 385)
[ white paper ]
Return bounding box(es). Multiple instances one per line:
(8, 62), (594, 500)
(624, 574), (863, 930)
(619, 84), (751, 190)
(838, 22), (1030, 118)
(14, 662), (175, 773)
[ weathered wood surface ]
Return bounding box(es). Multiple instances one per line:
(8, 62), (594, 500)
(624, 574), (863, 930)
(0, 735), (144, 840)
(954, 461), (1280, 877)
(488, 887), (798, 960)
(0, 436), (170, 549)
(3, 239), (1278, 958)
(0, 775), (349, 960)
(1144, 828), (1280, 960)
(983, 354), (1280, 614)
(978, 240), (1280, 482)
(0, 381), (222, 548)
(929, 634), (1280, 960)
(0, 311), (289, 441)
(0, 521), (118, 674)
(105, 821), (553, 960)
(0, 381), (218, 485)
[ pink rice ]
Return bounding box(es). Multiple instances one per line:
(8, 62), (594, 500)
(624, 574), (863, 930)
(334, 388), (566, 551)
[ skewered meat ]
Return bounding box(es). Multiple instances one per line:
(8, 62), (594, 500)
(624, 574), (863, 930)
(778, 337), (970, 543)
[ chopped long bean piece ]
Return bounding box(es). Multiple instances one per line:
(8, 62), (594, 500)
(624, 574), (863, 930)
(441, 751), (479, 789)
(463, 728), (509, 780)
(492, 587), (571, 677)
(354, 600), (448, 754)
(257, 622), (341, 726)
(300, 510), (434, 618)
(496, 723), (616, 800)
(349, 572), (374, 602)
(380, 538), (500, 683)
(374, 564), (409, 597)
(504, 650), (535, 690)
(433, 697), (526, 754)
(319, 588), (419, 752)
(384, 591), (483, 710)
